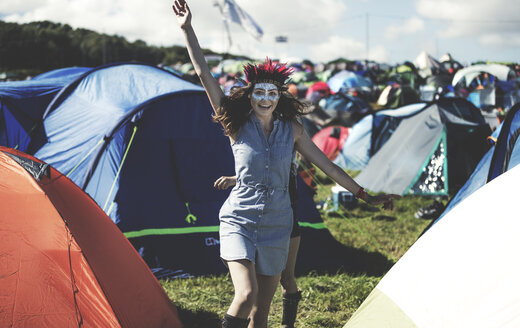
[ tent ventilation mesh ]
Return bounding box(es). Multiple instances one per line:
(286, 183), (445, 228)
(409, 141), (446, 194)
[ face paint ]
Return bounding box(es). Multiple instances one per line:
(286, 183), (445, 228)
(251, 83), (280, 102)
(250, 82), (280, 116)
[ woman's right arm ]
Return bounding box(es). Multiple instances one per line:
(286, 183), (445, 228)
(172, 0), (225, 114)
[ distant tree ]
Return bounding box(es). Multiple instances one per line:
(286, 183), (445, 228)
(0, 20), (253, 77)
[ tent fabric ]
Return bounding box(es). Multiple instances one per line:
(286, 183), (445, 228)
(344, 163), (520, 328)
(0, 68), (88, 152)
(376, 84), (421, 109)
(5, 62), (360, 277)
(356, 105), (446, 195)
(32, 67), (91, 80)
(334, 103), (432, 171)
(435, 103), (520, 222)
(0, 147), (182, 328)
(35, 63), (203, 188)
(327, 70), (373, 93)
(413, 51), (445, 78)
(354, 99), (491, 196)
(452, 64), (513, 86)
(333, 113), (373, 171)
(311, 125), (349, 160)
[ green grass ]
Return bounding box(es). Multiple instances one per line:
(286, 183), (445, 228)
(160, 168), (437, 327)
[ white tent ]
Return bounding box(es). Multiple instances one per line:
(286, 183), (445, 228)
(413, 51), (445, 78)
(344, 163), (520, 328)
(452, 64), (513, 86)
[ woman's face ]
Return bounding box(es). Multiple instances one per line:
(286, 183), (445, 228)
(250, 83), (280, 118)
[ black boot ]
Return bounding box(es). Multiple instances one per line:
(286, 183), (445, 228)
(221, 314), (250, 328)
(281, 290), (302, 328)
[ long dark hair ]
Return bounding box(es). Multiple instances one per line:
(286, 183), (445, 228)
(213, 84), (307, 137)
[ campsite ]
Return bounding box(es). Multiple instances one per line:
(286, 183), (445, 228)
(2, 3), (520, 327)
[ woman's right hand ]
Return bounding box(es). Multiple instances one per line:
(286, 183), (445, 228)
(172, 0), (192, 29)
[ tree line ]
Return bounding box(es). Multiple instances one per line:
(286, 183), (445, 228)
(0, 20), (228, 77)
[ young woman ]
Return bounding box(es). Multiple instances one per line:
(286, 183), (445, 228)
(172, 1), (399, 327)
(214, 160), (301, 328)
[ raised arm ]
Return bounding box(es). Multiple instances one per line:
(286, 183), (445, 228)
(172, 0), (225, 114)
(293, 121), (400, 209)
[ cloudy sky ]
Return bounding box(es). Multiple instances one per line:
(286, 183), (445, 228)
(1, 0), (519, 65)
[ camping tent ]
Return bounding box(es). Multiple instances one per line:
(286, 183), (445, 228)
(0, 67), (90, 152)
(344, 162), (520, 328)
(354, 97), (491, 196)
(376, 83), (421, 109)
(413, 51), (446, 78)
(452, 63), (513, 87)
(31, 62), (232, 276)
(319, 93), (372, 127)
(311, 125), (350, 160)
(327, 70), (374, 94)
(435, 103), (520, 221)
(388, 62), (423, 89)
(4, 62), (375, 277)
(0, 146), (182, 327)
(333, 103), (426, 171)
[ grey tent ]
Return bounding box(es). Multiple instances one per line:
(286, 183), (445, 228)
(355, 98), (491, 196)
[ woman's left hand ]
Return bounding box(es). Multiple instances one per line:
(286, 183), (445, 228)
(366, 194), (401, 210)
(214, 176), (237, 190)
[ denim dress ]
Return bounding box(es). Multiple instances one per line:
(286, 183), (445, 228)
(219, 114), (294, 276)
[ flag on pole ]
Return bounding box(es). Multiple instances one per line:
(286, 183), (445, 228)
(221, 0), (263, 40)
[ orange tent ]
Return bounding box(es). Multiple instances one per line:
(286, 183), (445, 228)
(0, 146), (182, 327)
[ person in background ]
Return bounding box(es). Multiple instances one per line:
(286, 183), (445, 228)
(173, 1), (400, 327)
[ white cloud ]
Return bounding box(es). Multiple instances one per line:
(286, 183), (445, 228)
(0, 0), (46, 14)
(416, 0), (520, 37)
(385, 16), (425, 40)
(368, 45), (390, 63)
(310, 35), (366, 62)
(2, 0), (175, 45)
(1, 0), (351, 60)
(479, 33), (520, 47)
(1, 0), (518, 64)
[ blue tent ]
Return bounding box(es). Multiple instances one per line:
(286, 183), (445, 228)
(32, 66), (91, 80)
(3, 62), (390, 277)
(0, 67), (90, 152)
(435, 103), (520, 222)
(327, 70), (373, 93)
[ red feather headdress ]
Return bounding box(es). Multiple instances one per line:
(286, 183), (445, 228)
(243, 57), (293, 88)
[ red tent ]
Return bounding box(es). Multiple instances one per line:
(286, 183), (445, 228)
(305, 81), (332, 102)
(311, 126), (350, 161)
(0, 146), (183, 328)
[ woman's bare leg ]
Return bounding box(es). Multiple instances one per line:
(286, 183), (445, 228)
(249, 273), (280, 328)
(280, 236), (301, 294)
(226, 260), (258, 319)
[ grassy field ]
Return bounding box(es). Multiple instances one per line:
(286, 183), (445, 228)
(160, 169), (437, 327)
